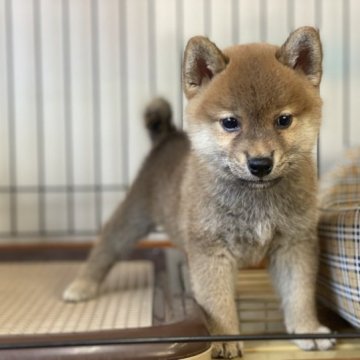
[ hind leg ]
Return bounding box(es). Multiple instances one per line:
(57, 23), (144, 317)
(63, 195), (154, 302)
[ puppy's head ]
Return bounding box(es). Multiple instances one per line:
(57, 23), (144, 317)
(183, 27), (322, 189)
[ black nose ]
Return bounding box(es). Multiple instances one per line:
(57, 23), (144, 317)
(247, 157), (273, 178)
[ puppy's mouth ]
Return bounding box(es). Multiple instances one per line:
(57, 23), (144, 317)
(237, 177), (282, 189)
(224, 162), (282, 189)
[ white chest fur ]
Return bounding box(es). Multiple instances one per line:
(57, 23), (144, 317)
(255, 221), (274, 245)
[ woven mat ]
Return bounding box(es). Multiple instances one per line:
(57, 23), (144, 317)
(0, 261), (154, 335)
(236, 270), (284, 334)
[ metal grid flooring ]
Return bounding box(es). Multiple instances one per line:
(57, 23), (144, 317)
(236, 270), (284, 334)
(0, 261), (154, 335)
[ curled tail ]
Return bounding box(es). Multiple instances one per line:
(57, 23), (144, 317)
(144, 97), (177, 145)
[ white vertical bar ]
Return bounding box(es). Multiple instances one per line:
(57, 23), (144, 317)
(126, 0), (151, 183)
(4, 0), (17, 234)
(293, 0), (316, 28)
(74, 193), (96, 233)
(342, 0), (350, 148)
(0, 194), (10, 235)
(12, 0), (38, 186)
(62, 0), (75, 232)
(42, 0), (67, 186)
(69, 0), (95, 186)
(33, 0), (46, 234)
(259, 0), (267, 42)
(17, 194), (39, 233)
(148, 0), (157, 94)
(0, 0), (10, 188)
(119, 0), (129, 185)
(210, 0), (232, 48)
(90, 0), (102, 230)
(315, 0), (322, 28)
(154, 0), (179, 125)
(238, 0), (261, 43)
(349, 0), (360, 147)
(44, 193), (67, 233)
(266, 0), (288, 44)
(183, 0), (205, 40)
(0, 0), (11, 234)
(232, 0), (239, 44)
(183, 0), (204, 127)
(287, 0), (295, 32)
(319, 1), (344, 173)
(176, 0), (184, 127)
(98, 0), (122, 185)
(204, 0), (211, 38)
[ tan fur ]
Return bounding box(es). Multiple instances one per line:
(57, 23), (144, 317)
(63, 27), (335, 358)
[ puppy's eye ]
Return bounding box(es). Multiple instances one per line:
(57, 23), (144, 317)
(220, 117), (241, 132)
(276, 114), (293, 129)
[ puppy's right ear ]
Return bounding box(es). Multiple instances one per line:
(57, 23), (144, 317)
(183, 36), (228, 99)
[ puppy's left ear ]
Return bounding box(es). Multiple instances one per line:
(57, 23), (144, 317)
(276, 26), (323, 87)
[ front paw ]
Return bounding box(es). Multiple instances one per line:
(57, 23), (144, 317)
(211, 341), (243, 359)
(293, 326), (336, 351)
(62, 279), (99, 302)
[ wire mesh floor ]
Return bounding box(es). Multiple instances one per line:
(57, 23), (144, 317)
(236, 270), (360, 359)
(236, 270), (284, 334)
(0, 261), (153, 335)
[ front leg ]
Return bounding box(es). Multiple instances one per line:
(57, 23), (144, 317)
(269, 232), (336, 351)
(188, 245), (243, 359)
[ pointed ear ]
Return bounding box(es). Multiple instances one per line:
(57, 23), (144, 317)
(276, 26), (323, 87)
(183, 36), (228, 99)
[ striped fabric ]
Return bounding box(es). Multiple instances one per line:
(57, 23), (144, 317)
(318, 147), (360, 328)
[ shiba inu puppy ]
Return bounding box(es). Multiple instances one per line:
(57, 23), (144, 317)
(63, 27), (335, 358)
